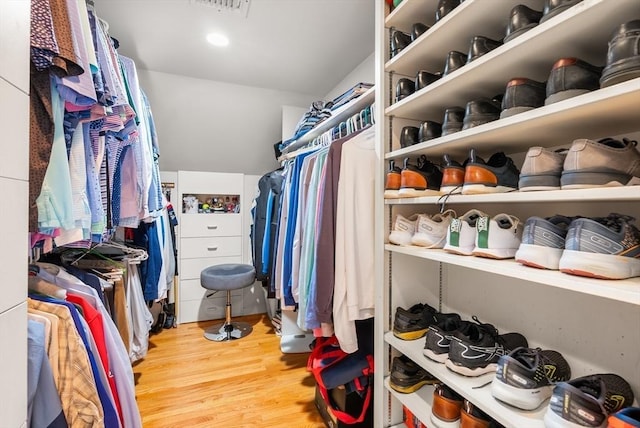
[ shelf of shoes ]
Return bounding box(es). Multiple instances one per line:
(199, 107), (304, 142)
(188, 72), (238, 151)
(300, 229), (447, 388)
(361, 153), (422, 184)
(384, 0), (638, 98)
(384, 78), (640, 160)
(386, 333), (547, 428)
(384, 244), (640, 305)
(385, 378), (435, 427)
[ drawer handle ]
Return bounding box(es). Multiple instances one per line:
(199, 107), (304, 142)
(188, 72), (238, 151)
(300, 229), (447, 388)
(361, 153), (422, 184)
(207, 246), (218, 251)
(207, 225), (218, 230)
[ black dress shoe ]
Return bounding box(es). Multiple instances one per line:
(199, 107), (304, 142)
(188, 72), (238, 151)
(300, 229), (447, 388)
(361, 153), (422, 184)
(436, 0), (462, 22)
(545, 57), (603, 105)
(412, 23), (429, 41)
(600, 19), (640, 88)
(467, 36), (502, 63)
(391, 29), (412, 57)
(442, 106), (465, 136)
(462, 98), (502, 130)
(504, 4), (543, 43)
(396, 78), (415, 102)
(539, 0), (582, 24)
(400, 126), (420, 148)
(415, 70), (441, 91)
(443, 51), (466, 76)
(418, 121), (442, 142)
(501, 77), (546, 118)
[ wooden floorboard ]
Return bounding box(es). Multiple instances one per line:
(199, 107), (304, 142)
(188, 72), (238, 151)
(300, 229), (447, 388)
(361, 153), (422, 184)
(133, 313), (327, 428)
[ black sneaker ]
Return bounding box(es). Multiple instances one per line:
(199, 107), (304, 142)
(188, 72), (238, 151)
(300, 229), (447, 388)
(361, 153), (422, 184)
(423, 313), (466, 363)
(389, 355), (439, 393)
(393, 302), (438, 340)
(398, 155), (443, 198)
(544, 374), (635, 427)
(462, 149), (520, 194)
(491, 347), (572, 410)
(445, 317), (528, 377)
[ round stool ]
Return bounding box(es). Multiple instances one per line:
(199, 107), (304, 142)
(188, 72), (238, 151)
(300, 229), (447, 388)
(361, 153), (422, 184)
(200, 263), (256, 341)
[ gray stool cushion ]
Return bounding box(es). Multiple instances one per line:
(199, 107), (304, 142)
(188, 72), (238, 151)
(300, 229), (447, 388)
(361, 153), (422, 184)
(200, 263), (255, 291)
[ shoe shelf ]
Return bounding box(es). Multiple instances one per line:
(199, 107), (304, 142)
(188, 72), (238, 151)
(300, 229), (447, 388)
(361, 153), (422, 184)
(385, 332), (547, 428)
(385, 78), (640, 160)
(384, 186), (640, 205)
(385, 0), (438, 30)
(385, 0), (636, 88)
(385, 244), (640, 306)
(385, 378), (435, 426)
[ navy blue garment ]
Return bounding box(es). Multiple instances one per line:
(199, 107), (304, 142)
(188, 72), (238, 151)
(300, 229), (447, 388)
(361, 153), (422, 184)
(133, 221), (162, 301)
(29, 294), (120, 428)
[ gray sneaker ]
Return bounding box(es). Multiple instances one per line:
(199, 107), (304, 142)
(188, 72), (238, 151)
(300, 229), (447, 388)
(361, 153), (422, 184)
(519, 147), (568, 191)
(561, 138), (640, 189)
(559, 213), (640, 279)
(515, 215), (573, 270)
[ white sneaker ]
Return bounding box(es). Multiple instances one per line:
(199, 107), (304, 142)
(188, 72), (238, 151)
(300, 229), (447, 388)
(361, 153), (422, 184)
(472, 213), (522, 259)
(389, 214), (418, 246)
(444, 209), (487, 255)
(411, 210), (457, 248)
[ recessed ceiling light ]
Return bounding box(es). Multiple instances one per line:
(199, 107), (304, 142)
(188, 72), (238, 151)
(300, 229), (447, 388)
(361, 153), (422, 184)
(206, 32), (230, 47)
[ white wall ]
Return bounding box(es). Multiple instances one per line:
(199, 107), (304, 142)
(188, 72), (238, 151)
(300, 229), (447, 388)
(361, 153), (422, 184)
(323, 51), (375, 102)
(137, 69), (320, 175)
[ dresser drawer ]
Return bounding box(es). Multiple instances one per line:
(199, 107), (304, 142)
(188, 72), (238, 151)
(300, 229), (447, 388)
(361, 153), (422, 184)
(180, 236), (241, 259)
(179, 213), (242, 238)
(179, 278), (243, 302)
(180, 256), (243, 280)
(177, 294), (243, 324)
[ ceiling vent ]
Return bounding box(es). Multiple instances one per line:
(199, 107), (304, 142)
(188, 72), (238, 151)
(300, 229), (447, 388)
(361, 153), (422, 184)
(192, 0), (251, 17)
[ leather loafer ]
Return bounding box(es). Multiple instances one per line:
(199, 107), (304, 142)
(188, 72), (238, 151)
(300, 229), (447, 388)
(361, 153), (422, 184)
(443, 51), (466, 76)
(396, 78), (415, 102)
(400, 126), (420, 148)
(412, 23), (429, 41)
(442, 106), (465, 136)
(418, 121), (442, 142)
(540, 0), (582, 24)
(600, 19), (640, 88)
(391, 29), (412, 57)
(545, 57), (603, 105)
(504, 4), (543, 43)
(500, 77), (546, 118)
(415, 70), (441, 91)
(467, 35), (502, 63)
(462, 97), (502, 130)
(436, 0), (462, 22)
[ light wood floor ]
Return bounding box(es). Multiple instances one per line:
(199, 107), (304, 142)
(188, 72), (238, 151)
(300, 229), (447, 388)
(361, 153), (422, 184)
(133, 313), (327, 428)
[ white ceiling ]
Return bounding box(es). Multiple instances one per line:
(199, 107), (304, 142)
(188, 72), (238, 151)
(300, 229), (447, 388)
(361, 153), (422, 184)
(95, 0), (375, 96)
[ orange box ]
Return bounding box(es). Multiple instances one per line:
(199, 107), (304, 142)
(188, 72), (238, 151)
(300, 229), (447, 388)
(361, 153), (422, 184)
(403, 405), (428, 428)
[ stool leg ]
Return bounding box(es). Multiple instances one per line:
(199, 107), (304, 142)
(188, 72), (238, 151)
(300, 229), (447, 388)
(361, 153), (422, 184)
(203, 290), (253, 342)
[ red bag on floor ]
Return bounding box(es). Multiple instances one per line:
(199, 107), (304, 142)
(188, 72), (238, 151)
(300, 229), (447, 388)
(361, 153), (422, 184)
(307, 335), (374, 424)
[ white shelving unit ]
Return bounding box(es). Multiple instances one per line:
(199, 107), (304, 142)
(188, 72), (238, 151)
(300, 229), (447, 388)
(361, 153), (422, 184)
(374, 0), (640, 427)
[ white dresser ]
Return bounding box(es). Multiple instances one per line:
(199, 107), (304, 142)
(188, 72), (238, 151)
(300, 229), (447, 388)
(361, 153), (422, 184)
(176, 171), (246, 324)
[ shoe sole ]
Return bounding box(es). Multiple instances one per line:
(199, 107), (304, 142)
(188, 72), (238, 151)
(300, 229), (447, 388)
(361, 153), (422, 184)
(389, 231), (413, 246)
(399, 188), (441, 197)
(462, 115), (499, 130)
(561, 170), (639, 188)
(500, 105), (536, 119)
(518, 174), (561, 191)
(443, 245), (474, 256)
(600, 58), (640, 88)
(545, 88), (591, 105)
(462, 184), (517, 194)
(384, 189), (400, 198)
(559, 250), (640, 279)
(515, 244), (563, 270)
(423, 348), (449, 363)
(393, 328), (428, 340)
(543, 407), (598, 428)
(389, 378), (438, 394)
(445, 359), (497, 376)
(472, 247), (518, 259)
(439, 185), (462, 194)
(491, 378), (552, 410)
(411, 233), (446, 248)
(430, 414), (461, 428)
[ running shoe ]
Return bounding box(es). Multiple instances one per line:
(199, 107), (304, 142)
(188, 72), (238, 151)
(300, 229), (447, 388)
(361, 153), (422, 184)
(389, 354), (439, 393)
(472, 213), (522, 259)
(491, 347), (571, 410)
(411, 209), (457, 248)
(423, 314), (467, 363)
(559, 213), (640, 279)
(399, 155), (443, 197)
(393, 302), (439, 340)
(446, 317), (528, 377)
(515, 215), (573, 270)
(431, 383), (464, 428)
(544, 373), (634, 428)
(444, 209), (488, 255)
(609, 407), (640, 428)
(462, 149), (520, 194)
(389, 214), (418, 246)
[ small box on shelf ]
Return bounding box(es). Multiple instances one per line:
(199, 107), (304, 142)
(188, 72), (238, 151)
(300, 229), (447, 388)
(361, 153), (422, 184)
(403, 405), (428, 428)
